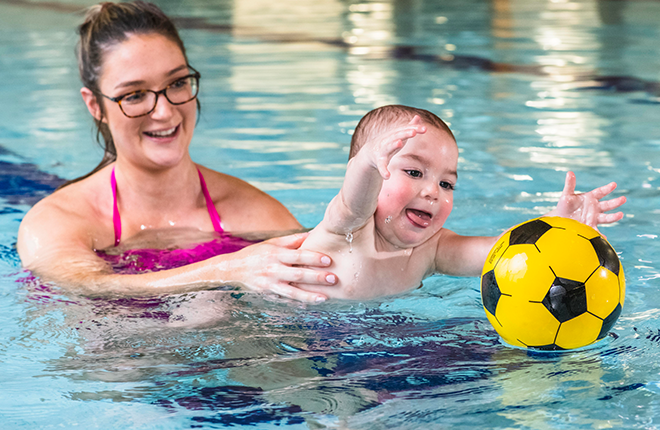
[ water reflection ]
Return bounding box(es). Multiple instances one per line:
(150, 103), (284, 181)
(21, 279), (503, 426)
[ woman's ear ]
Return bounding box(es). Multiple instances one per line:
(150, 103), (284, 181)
(80, 87), (105, 122)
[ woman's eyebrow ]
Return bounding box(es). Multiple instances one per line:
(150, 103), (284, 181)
(114, 79), (146, 91)
(113, 65), (189, 91)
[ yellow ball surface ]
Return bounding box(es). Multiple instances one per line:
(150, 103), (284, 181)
(481, 217), (625, 350)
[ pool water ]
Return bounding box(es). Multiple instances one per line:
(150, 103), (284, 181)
(2, 0), (660, 428)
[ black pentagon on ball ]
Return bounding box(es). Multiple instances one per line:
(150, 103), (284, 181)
(481, 269), (501, 316)
(597, 303), (623, 340)
(509, 219), (553, 246)
(541, 277), (588, 323)
(590, 236), (620, 276)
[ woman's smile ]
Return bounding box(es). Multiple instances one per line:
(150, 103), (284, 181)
(143, 124), (180, 140)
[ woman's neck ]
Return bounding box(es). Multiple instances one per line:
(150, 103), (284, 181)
(112, 157), (204, 221)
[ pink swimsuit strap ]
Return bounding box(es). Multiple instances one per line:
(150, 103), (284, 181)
(111, 167), (224, 247)
(197, 168), (223, 234)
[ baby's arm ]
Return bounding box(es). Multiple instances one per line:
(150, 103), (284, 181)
(545, 171), (626, 229)
(320, 117), (426, 234)
(432, 230), (498, 277)
(432, 172), (626, 278)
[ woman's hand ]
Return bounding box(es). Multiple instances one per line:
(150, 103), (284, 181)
(229, 232), (337, 303)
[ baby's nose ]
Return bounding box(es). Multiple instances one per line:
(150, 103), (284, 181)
(421, 182), (439, 200)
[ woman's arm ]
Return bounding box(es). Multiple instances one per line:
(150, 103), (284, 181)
(17, 200), (336, 302)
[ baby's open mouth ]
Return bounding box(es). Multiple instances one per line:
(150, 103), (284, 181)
(144, 125), (178, 138)
(406, 208), (432, 227)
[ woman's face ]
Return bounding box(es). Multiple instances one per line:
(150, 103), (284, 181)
(95, 33), (197, 170)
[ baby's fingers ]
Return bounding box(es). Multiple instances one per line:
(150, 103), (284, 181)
(409, 114), (423, 125)
(392, 125), (426, 141)
(597, 211), (624, 225)
(587, 181), (618, 200)
(599, 195), (627, 212)
(377, 159), (391, 179)
(561, 171), (577, 196)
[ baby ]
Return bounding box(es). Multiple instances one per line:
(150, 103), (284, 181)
(300, 105), (625, 300)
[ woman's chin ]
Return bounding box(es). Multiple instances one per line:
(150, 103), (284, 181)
(140, 149), (190, 170)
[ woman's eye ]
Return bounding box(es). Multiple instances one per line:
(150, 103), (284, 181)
(170, 77), (189, 89)
(440, 181), (455, 190)
(405, 169), (422, 178)
(122, 91), (148, 104)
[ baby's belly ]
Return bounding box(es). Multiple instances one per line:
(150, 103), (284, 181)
(334, 257), (422, 299)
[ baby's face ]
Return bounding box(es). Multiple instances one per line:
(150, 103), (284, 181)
(374, 124), (459, 248)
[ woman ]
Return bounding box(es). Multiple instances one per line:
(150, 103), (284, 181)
(17, 1), (336, 301)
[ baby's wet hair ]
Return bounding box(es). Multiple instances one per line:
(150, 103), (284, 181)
(349, 105), (455, 159)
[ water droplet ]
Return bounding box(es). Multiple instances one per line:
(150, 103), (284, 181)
(385, 216), (392, 224)
(345, 231), (353, 253)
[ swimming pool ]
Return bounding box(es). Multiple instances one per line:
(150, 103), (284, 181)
(2, 0), (660, 428)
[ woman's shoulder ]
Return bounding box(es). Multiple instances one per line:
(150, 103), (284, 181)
(17, 172), (114, 267)
(21, 167), (112, 235)
(196, 165), (271, 201)
(196, 164), (301, 231)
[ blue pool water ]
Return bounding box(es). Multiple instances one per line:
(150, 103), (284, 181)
(2, 0), (660, 428)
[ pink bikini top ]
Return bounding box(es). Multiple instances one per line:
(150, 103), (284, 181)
(111, 167), (224, 246)
(99, 167), (257, 274)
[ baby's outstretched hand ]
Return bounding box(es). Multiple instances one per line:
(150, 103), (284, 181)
(548, 171), (626, 230)
(373, 115), (426, 179)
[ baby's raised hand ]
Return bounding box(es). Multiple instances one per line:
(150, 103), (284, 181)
(548, 171), (626, 230)
(372, 115), (426, 179)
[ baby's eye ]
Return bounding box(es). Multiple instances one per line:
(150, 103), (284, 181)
(405, 169), (422, 178)
(440, 181), (455, 190)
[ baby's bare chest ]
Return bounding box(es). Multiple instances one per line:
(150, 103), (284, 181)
(332, 252), (427, 299)
(301, 226), (435, 300)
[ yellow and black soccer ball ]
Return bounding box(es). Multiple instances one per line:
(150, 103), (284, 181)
(481, 216), (625, 350)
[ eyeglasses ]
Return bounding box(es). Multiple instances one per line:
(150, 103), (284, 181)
(100, 67), (200, 118)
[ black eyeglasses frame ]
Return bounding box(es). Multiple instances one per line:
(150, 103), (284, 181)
(99, 66), (201, 119)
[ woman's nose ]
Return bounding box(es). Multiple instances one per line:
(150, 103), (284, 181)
(150, 93), (175, 118)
